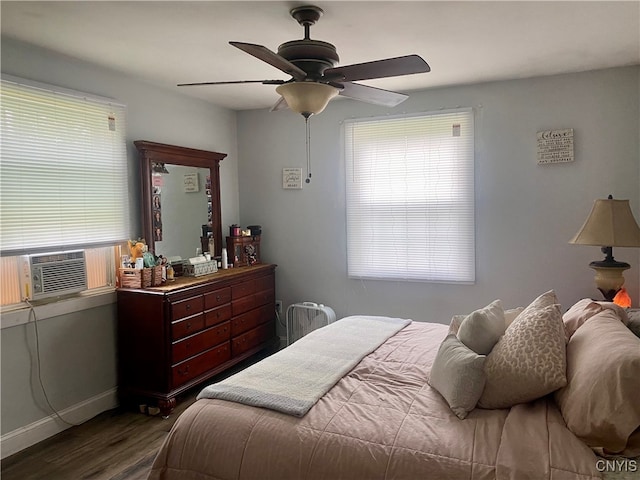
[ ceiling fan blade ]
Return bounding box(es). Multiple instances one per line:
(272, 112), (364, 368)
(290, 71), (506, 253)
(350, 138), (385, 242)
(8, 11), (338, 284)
(324, 55), (430, 82)
(177, 79), (285, 87)
(337, 82), (409, 107)
(269, 96), (289, 112)
(230, 42), (307, 81)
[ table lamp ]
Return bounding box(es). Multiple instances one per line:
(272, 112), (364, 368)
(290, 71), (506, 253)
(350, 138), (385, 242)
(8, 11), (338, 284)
(570, 195), (640, 301)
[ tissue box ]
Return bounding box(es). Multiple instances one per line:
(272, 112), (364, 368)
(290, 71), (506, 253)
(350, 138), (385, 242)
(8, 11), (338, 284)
(183, 260), (218, 277)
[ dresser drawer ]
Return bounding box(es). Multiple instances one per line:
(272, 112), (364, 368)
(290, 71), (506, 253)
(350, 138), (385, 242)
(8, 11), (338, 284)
(172, 342), (231, 388)
(231, 280), (255, 299)
(171, 296), (204, 321)
(205, 304), (232, 327)
(254, 288), (275, 308)
(231, 303), (272, 337)
(204, 287), (231, 309)
(172, 313), (205, 341)
(255, 274), (274, 293)
(232, 322), (274, 357)
(172, 321), (231, 364)
(232, 290), (274, 316)
(232, 293), (257, 316)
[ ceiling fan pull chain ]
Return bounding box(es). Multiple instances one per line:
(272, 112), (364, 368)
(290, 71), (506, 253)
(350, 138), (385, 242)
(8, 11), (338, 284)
(305, 116), (312, 183)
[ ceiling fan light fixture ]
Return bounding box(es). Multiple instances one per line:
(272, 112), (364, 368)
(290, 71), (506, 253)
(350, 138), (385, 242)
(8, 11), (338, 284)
(276, 82), (338, 117)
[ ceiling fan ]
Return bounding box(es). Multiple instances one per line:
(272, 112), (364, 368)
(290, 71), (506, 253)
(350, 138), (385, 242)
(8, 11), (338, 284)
(178, 5), (431, 117)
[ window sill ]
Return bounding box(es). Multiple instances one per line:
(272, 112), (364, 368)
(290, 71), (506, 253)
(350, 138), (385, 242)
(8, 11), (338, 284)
(0, 288), (116, 330)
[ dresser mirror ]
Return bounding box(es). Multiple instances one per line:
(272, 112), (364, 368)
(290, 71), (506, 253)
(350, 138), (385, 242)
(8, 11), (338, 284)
(135, 141), (226, 260)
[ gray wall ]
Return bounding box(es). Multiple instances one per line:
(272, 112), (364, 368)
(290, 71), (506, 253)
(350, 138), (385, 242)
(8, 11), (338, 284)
(0, 38), (240, 435)
(237, 66), (640, 327)
(1, 305), (117, 433)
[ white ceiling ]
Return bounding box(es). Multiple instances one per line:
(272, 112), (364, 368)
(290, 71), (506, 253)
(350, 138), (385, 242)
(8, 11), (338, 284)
(2, 1), (639, 111)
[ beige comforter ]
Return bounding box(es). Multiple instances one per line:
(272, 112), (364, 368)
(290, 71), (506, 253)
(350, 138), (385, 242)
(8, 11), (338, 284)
(149, 321), (602, 480)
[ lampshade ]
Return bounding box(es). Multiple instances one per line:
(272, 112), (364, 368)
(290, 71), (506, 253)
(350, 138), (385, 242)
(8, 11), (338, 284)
(570, 198), (640, 247)
(570, 196), (640, 302)
(276, 82), (338, 117)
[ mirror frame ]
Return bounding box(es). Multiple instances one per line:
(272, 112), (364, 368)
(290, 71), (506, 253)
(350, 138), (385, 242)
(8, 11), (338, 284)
(135, 140), (226, 258)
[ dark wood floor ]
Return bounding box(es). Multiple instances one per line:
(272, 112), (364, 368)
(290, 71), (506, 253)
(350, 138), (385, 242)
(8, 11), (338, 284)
(2, 347), (275, 480)
(1, 390), (198, 480)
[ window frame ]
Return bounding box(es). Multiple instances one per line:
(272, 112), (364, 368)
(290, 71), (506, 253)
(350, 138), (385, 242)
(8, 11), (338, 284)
(0, 74), (130, 256)
(0, 75), (129, 308)
(343, 108), (475, 284)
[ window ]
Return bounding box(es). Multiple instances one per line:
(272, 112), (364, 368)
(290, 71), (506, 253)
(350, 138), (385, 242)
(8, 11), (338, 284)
(0, 75), (130, 306)
(344, 109), (474, 283)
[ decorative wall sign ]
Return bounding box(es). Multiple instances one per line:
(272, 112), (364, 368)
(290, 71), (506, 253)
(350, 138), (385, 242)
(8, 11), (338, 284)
(283, 167), (303, 189)
(183, 172), (199, 192)
(537, 128), (574, 164)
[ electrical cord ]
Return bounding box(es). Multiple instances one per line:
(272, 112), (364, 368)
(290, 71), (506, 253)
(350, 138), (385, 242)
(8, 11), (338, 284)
(25, 299), (80, 427)
(275, 305), (286, 329)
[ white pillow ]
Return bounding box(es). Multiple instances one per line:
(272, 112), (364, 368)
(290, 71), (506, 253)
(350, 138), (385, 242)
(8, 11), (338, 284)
(457, 300), (505, 355)
(428, 334), (486, 419)
(450, 307), (523, 335)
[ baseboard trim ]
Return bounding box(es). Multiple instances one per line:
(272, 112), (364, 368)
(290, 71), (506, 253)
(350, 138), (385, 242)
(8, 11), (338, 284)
(1, 387), (118, 460)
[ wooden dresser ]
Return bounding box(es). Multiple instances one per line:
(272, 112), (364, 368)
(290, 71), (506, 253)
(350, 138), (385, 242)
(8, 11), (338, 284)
(117, 263), (277, 416)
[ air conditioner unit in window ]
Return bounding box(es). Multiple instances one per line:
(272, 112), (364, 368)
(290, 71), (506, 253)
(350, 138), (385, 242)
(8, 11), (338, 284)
(20, 250), (88, 301)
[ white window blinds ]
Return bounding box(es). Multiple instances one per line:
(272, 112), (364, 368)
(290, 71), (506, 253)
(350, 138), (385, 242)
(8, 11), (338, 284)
(0, 76), (130, 255)
(344, 109), (475, 283)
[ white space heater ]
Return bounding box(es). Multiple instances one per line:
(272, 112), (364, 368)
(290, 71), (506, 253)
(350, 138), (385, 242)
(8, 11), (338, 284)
(286, 302), (336, 346)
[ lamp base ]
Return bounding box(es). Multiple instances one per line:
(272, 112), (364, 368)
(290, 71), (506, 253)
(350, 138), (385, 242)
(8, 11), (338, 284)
(596, 288), (621, 302)
(589, 260), (630, 302)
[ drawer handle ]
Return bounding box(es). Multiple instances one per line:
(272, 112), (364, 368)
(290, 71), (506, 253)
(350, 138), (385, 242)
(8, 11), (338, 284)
(186, 322), (192, 330)
(180, 365), (190, 376)
(186, 304), (191, 310)
(216, 295), (221, 301)
(216, 312), (221, 318)
(185, 342), (191, 350)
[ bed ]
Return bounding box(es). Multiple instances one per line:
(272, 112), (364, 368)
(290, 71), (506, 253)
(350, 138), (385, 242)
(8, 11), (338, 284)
(148, 292), (640, 480)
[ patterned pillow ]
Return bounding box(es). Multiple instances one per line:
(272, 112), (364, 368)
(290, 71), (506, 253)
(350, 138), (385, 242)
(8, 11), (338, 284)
(428, 334), (486, 419)
(457, 299), (505, 355)
(478, 291), (567, 409)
